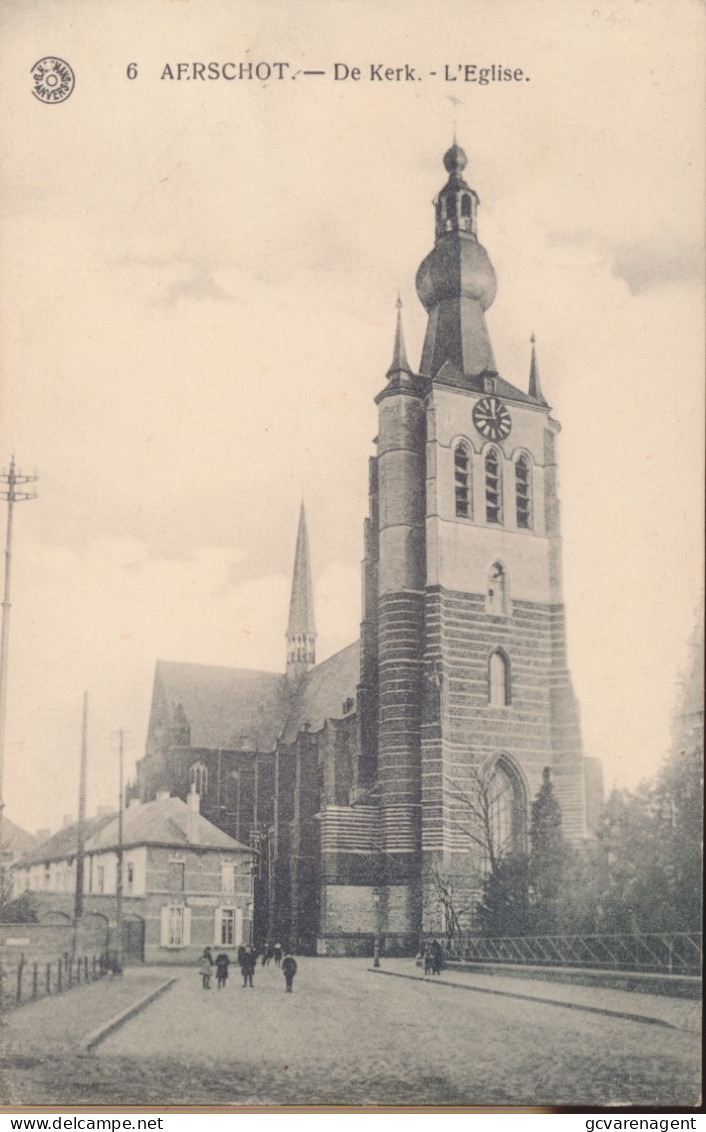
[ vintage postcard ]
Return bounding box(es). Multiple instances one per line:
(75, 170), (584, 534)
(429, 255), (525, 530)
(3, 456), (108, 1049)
(0, 0), (702, 1111)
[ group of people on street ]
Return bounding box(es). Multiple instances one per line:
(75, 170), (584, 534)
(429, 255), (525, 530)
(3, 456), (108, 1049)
(198, 945), (297, 992)
(420, 938), (444, 976)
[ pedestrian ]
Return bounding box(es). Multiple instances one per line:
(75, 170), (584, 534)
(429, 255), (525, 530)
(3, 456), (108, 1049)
(273, 942), (282, 967)
(215, 951), (230, 989)
(242, 945), (256, 988)
(422, 943), (432, 976)
(282, 951), (297, 993)
(199, 947), (213, 990)
(430, 938), (443, 976)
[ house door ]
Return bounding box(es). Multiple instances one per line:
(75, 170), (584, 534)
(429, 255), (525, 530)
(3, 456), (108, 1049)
(122, 916), (145, 964)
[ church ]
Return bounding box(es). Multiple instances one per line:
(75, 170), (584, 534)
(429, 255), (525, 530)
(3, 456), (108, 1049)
(134, 141), (602, 955)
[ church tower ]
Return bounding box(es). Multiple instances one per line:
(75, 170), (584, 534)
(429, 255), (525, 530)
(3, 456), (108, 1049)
(363, 142), (586, 945)
(286, 503), (316, 681)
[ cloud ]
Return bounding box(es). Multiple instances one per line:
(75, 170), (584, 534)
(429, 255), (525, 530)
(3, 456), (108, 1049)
(610, 242), (704, 295)
(545, 228), (704, 294)
(153, 263), (234, 306)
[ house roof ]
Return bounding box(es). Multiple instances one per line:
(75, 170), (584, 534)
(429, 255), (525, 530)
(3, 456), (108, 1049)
(2, 818), (38, 859)
(88, 795), (252, 853)
(19, 812), (116, 866)
(17, 797), (252, 866)
(154, 659), (291, 751)
(281, 641), (360, 743)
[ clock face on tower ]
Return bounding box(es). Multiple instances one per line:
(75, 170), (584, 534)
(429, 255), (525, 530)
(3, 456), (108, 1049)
(472, 396), (512, 442)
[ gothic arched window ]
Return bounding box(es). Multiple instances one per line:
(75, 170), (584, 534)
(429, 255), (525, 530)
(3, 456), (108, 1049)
(190, 761), (208, 798)
(488, 757), (526, 860)
(489, 648), (510, 707)
(485, 448), (503, 524)
(515, 455), (532, 529)
(461, 194), (471, 218)
(454, 442), (471, 517)
(487, 562), (508, 615)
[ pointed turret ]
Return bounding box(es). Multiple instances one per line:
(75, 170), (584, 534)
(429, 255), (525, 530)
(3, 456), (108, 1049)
(379, 295), (423, 400)
(387, 294), (411, 378)
(286, 503), (316, 681)
(528, 333), (548, 405)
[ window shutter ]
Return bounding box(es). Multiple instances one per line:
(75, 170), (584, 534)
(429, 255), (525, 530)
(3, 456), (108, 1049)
(214, 907), (222, 946)
(183, 906), (192, 946)
(160, 906), (170, 946)
(235, 906), (243, 946)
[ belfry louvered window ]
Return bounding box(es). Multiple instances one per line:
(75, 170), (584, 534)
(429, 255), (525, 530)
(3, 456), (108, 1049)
(190, 761), (208, 797)
(454, 443), (471, 517)
(485, 448), (502, 524)
(516, 455), (531, 529)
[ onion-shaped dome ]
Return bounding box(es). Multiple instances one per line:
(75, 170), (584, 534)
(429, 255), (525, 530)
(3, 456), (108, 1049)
(416, 237), (497, 313)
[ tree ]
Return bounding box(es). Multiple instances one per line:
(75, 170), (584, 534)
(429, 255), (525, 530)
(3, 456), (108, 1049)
(441, 763), (532, 938)
(431, 869), (475, 946)
(528, 767), (566, 934)
(476, 853), (531, 937)
(0, 891), (38, 923)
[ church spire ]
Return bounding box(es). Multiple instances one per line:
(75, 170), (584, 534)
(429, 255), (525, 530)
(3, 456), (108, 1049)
(528, 332), (548, 405)
(416, 143), (498, 382)
(386, 295), (412, 378)
(286, 502), (316, 681)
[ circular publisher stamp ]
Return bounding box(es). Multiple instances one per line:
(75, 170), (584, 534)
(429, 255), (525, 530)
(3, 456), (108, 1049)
(31, 57), (75, 104)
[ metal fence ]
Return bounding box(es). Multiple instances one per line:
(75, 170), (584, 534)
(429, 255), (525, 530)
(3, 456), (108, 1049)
(440, 932), (702, 976)
(0, 952), (108, 1011)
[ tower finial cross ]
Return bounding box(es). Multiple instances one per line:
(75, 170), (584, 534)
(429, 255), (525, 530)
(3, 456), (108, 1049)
(446, 94), (464, 142)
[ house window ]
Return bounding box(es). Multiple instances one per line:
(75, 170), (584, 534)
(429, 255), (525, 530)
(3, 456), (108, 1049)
(235, 862), (253, 897)
(221, 862), (235, 895)
(461, 194), (471, 218)
(454, 443), (471, 518)
(219, 908), (235, 946)
(516, 455), (531, 529)
(488, 562), (508, 615)
(489, 649), (511, 707)
(169, 860), (185, 892)
(190, 761), (208, 797)
(44, 866), (50, 890)
(126, 862), (134, 895)
(160, 904), (191, 948)
(215, 906), (243, 947)
(485, 448), (503, 524)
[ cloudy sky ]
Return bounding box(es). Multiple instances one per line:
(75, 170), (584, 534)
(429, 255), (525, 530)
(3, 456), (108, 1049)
(0, 0), (703, 835)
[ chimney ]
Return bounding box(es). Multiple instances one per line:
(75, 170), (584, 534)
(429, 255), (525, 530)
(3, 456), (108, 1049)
(187, 787), (200, 844)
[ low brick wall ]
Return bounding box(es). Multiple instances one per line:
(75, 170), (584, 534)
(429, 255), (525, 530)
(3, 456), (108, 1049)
(0, 915), (109, 961)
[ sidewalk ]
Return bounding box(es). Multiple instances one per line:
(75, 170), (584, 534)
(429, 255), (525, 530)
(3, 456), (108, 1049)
(0, 968), (171, 1058)
(369, 959), (701, 1032)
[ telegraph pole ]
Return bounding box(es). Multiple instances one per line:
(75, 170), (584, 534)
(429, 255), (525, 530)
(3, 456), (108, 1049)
(74, 691), (88, 924)
(0, 458), (37, 868)
(115, 729), (125, 974)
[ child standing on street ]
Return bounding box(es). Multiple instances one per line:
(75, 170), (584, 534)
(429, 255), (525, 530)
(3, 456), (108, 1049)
(199, 947), (213, 990)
